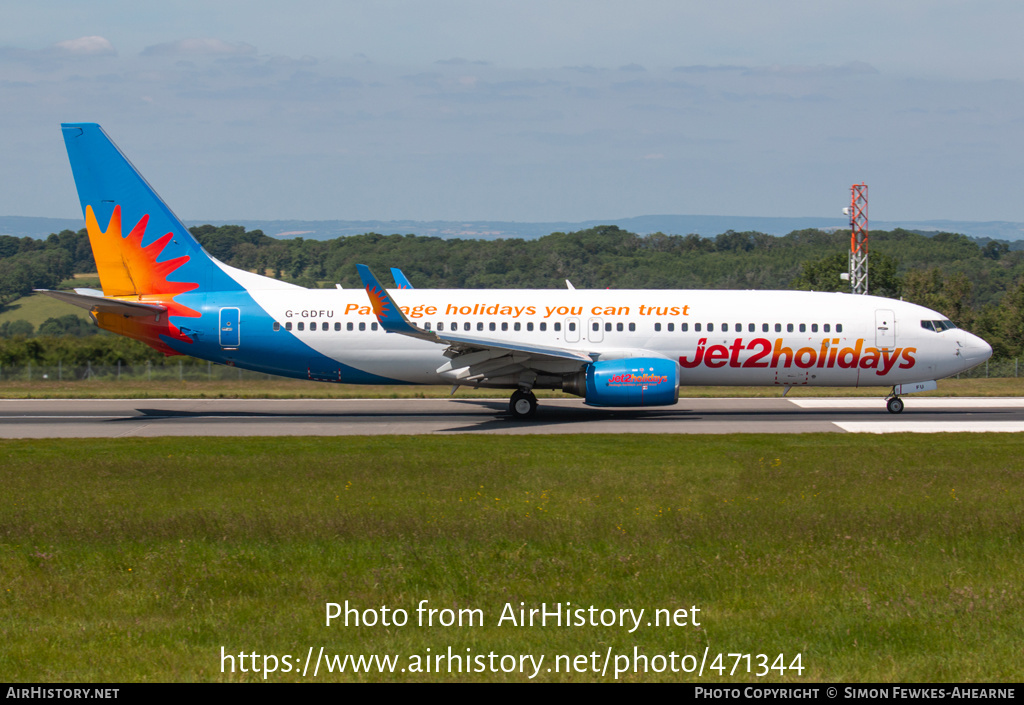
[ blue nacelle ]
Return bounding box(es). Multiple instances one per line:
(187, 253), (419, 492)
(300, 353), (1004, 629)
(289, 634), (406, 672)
(567, 357), (679, 407)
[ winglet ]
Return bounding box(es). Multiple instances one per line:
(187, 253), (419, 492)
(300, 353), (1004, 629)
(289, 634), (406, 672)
(390, 267), (414, 289)
(356, 264), (435, 341)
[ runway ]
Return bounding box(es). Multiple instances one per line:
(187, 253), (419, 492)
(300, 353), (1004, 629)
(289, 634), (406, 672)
(3, 397), (1024, 437)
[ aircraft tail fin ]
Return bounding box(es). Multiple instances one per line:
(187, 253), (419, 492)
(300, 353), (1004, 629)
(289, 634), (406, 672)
(61, 123), (244, 297)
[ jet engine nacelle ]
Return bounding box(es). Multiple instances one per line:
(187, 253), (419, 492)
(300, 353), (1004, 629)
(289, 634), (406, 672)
(562, 357), (679, 407)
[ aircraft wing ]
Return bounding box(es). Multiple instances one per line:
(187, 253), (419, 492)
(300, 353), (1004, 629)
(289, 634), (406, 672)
(355, 265), (594, 382)
(390, 267), (414, 289)
(36, 288), (168, 317)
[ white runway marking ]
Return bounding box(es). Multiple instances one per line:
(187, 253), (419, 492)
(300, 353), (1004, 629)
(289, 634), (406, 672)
(835, 421), (1024, 434)
(792, 398), (1024, 409)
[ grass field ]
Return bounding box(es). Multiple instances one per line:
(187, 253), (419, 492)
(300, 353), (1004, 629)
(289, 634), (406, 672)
(2, 435), (1022, 682)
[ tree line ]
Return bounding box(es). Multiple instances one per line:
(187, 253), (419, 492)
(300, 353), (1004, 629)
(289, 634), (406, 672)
(2, 223), (1024, 363)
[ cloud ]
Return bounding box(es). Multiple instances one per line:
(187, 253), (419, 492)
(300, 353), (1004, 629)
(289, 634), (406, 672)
(141, 39), (257, 57)
(0, 36), (116, 68)
(435, 57), (491, 66)
(53, 36), (116, 57)
(672, 62), (879, 78)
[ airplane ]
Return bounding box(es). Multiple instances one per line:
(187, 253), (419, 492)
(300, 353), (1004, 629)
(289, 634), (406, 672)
(45, 123), (993, 419)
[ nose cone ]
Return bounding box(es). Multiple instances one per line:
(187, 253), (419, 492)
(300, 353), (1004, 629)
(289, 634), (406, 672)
(962, 332), (993, 370)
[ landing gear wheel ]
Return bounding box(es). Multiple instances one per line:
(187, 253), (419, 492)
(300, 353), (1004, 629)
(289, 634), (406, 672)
(886, 396), (904, 414)
(509, 390), (538, 420)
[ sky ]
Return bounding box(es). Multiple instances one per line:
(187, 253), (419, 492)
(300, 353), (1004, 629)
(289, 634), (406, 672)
(2, 1), (1024, 223)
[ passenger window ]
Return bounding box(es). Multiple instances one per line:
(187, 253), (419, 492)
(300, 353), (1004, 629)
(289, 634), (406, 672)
(347, 322), (354, 331)
(554, 322), (561, 332)
(464, 322), (471, 331)
(437, 322), (444, 331)
(681, 323), (688, 332)
(298, 322), (305, 331)
(371, 322), (378, 331)
(787, 324), (794, 333)
(799, 324), (806, 333)
(823, 324), (830, 333)
(568, 322), (576, 331)
(617, 322), (624, 332)
(655, 322), (662, 332)
(477, 322), (484, 331)
(811, 324), (818, 333)
(628, 323), (636, 332)
(358, 322), (365, 331)
(540, 322), (547, 332)
(334, 322), (341, 331)
(514, 322), (521, 331)
(668, 323), (674, 332)
(775, 324), (782, 332)
(424, 322), (431, 331)
(695, 323), (702, 332)
(707, 323), (714, 332)
(762, 323), (769, 332)
(273, 322), (280, 331)
(285, 322), (293, 331)
(593, 322), (600, 332)
(502, 322), (509, 331)
(527, 322), (534, 332)
(837, 324), (843, 333)
(604, 322), (611, 332)
(489, 322), (496, 331)
(748, 323), (755, 332)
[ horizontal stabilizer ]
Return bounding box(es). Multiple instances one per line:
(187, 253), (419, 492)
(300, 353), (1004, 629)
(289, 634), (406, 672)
(36, 288), (167, 317)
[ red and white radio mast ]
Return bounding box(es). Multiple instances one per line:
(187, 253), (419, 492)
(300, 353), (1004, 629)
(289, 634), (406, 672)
(847, 183), (868, 295)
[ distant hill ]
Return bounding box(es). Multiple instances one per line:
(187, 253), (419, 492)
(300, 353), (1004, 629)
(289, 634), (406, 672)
(5, 214), (1024, 242)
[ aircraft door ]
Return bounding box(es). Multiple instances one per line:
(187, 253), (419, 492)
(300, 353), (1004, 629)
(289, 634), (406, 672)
(875, 309), (895, 350)
(565, 317), (580, 343)
(589, 317), (604, 343)
(220, 307), (240, 348)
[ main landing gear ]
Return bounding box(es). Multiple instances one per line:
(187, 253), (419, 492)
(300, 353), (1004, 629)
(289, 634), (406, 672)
(509, 389), (538, 420)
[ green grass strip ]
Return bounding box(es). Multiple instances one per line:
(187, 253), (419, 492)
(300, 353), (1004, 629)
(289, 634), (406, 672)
(2, 435), (1022, 682)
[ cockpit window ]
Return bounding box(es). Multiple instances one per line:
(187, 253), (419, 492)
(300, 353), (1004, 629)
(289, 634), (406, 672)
(922, 319), (957, 332)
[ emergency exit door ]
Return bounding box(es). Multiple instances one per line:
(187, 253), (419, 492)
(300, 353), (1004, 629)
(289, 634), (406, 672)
(220, 308), (240, 348)
(875, 309), (895, 350)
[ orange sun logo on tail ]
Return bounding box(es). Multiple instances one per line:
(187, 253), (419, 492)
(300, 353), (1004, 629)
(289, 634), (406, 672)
(365, 284), (392, 319)
(86, 205), (201, 354)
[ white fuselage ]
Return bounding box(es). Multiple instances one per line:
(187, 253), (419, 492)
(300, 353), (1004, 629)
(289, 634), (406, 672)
(236, 286), (990, 388)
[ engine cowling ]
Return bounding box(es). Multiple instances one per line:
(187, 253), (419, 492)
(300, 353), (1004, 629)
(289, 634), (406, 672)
(562, 358), (679, 407)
